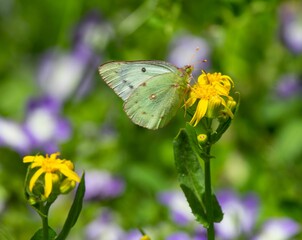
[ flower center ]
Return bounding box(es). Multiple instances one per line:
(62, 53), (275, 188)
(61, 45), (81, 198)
(41, 156), (59, 173)
(192, 84), (218, 100)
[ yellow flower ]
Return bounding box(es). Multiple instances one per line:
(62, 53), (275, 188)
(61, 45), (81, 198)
(23, 152), (80, 198)
(186, 70), (235, 126)
(197, 134), (207, 143)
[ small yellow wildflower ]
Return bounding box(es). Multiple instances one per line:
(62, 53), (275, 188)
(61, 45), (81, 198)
(197, 134), (207, 143)
(186, 70), (235, 126)
(23, 152), (80, 198)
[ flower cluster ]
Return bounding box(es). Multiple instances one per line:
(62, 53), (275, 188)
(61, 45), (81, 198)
(186, 71), (236, 126)
(23, 152), (80, 200)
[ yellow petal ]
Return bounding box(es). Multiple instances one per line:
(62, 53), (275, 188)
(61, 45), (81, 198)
(60, 167), (80, 182)
(50, 152), (60, 159)
(29, 168), (44, 191)
(185, 96), (197, 108)
(23, 155), (44, 163)
(190, 99), (208, 126)
(44, 173), (53, 198)
(30, 161), (43, 168)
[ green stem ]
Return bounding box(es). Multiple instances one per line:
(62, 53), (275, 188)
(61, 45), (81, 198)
(204, 119), (215, 240)
(40, 202), (51, 240)
(204, 152), (215, 240)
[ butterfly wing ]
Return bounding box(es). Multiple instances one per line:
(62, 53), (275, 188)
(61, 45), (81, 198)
(98, 61), (178, 101)
(123, 71), (190, 129)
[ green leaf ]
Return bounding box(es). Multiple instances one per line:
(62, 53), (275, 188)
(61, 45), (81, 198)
(185, 123), (204, 157)
(56, 173), (85, 240)
(173, 128), (208, 226)
(30, 227), (57, 240)
(211, 194), (223, 223)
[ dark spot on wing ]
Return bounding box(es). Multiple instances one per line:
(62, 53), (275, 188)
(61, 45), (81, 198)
(141, 67), (146, 72)
(149, 94), (156, 100)
(129, 85), (134, 89)
(123, 80), (127, 83)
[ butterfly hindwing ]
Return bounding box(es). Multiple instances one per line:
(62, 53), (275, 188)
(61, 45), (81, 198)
(123, 72), (189, 129)
(98, 61), (178, 101)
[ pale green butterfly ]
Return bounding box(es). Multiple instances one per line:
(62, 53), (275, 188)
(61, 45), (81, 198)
(98, 60), (193, 130)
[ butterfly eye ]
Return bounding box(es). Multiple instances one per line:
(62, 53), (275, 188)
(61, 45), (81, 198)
(141, 67), (146, 72)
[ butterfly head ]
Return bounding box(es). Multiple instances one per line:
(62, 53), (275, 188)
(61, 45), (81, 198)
(184, 65), (194, 75)
(180, 65), (194, 85)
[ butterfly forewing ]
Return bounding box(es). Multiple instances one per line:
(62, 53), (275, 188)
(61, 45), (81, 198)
(98, 61), (178, 101)
(123, 72), (189, 129)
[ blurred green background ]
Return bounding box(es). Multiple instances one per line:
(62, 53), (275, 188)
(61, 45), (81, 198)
(0, 0), (302, 239)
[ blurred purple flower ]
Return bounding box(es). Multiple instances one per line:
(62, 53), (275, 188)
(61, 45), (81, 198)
(158, 190), (195, 225)
(84, 170), (125, 201)
(253, 218), (300, 240)
(86, 209), (125, 240)
(276, 74), (302, 98)
(193, 228), (207, 240)
(37, 47), (99, 102)
(166, 232), (191, 240)
(124, 230), (142, 240)
(215, 190), (259, 239)
(38, 11), (111, 102)
(167, 33), (211, 77)
(23, 96), (71, 153)
(0, 118), (31, 153)
(279, 2), (302, 54)
(159, 189), (299, 240)
(73, 10), (113, 53)
(216, 190), (300, 240)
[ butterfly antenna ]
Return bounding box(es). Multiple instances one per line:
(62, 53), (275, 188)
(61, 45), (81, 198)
(189, 47), (208, 68)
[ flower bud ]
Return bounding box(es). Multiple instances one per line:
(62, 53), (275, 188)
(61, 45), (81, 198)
(197, 134), (207, 143)
(60, 178), (77, 194)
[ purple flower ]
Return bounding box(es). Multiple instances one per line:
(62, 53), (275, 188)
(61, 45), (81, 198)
(86, 209), (125, 240)
(167, 34), (211, 77)
(38, 11), (109, 102)
(37, 47), (99, 102)
(124, 230), (142, 240)
(23, 96), (71, 153)
(160, 189), (300, 239)
(193, 228), (207, 240)
(158, 190), (195, 225)
(276, 74), (302, 98)
(72, 10), (113, 53)
(84, 170), (125, 201)
(215, 190), (259, 239)
(279, 2), (302, 54)
(0, 118), (31, 153)
(166, 232), (191, 240)
(253, 218), (300, 240)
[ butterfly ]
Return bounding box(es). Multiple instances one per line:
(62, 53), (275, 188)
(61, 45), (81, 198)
(98, 60), (193, 130)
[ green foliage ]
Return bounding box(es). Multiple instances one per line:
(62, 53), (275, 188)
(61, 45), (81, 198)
(0, 0), (302, 239)
(56, 174), (85, 240)
(30, 227), (56, 240)
(174, 128), (207, 226)
(174, 125), (223, 228)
